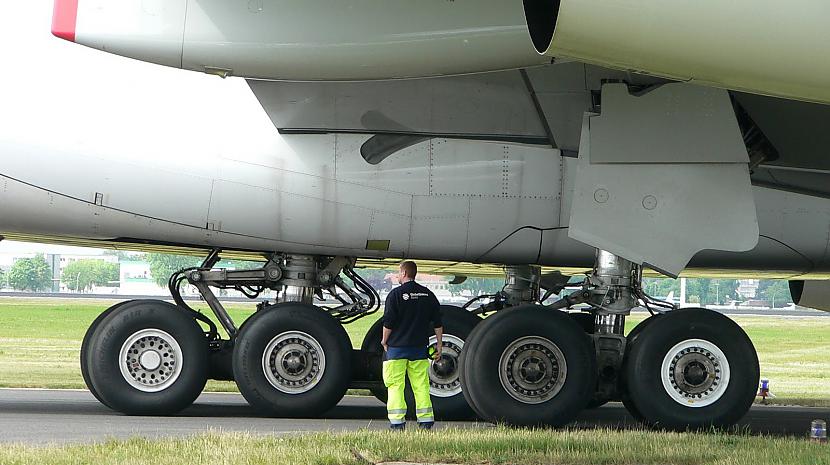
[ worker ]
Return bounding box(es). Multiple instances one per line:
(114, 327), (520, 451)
(381, 260), (443, 430)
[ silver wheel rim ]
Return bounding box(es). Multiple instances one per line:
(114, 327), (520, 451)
(428, 334), (464, 398)
(118, 329), (183, 393)
(262, 331), (326, 394)
(498, 336), (567, 404)
(660, 338), (731, 408)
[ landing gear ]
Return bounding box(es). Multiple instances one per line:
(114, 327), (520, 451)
(233, 303), (352, 417)
(79, 247), (758, 430)
(83, 300), (209, 415)
(361, 305), (481, 420)
(458, 251), (759, 429)
(623, 308), (759, 430)
(83, 252), (379, 417)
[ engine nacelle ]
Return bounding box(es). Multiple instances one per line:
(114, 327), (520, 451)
(52, 0), (549, 81)
(523, 0), (830, 104)
(789, 280), (830, 313)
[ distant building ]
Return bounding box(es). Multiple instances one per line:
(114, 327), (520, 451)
(119, 260), (167, 295)
(383, 272), (456, 303)
(737, 279), (759, 299)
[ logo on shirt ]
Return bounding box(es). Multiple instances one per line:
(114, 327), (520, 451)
(402, 292), (429, 301)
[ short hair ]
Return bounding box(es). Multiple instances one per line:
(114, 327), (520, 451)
(399, 260), (417, 278)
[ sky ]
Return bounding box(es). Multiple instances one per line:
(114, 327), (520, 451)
(0, 1), (287, 166)
(0, 3), (110, 257)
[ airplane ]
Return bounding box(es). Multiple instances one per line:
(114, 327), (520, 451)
(0, 0), (828, 429)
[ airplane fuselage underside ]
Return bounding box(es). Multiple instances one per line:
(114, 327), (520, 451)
(0, 131), (827, 278)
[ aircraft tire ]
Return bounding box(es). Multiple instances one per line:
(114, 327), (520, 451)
(81, 299), (158, 407)
(233, 303), (351, 417)
(623, 308), (759, 430)
(566, 312), (609, 409)
(568, 312), (595, 334)
(361, 305), (481, 420)
(619, 314), (662, 422)
(460, 305), (596, 426)
(86, 300), (209, 415)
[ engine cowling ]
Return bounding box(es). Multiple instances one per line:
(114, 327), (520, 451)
(52, 0), (549, 81)
(523, 0), (830, 104)
(789, 280), (830, 313)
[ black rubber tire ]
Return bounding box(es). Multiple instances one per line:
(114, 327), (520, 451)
(460, 305), (597, 427)
(624, 308), (759, 430)
(80, 300), (157, 407)
(568, 312), (595, 334)
(233, 303), (351, 417)
(619, 314), (662, 422)
(361, 305), (481, 420)
(360, 318), (388, 401)
(86, 300), (209, 415)
(457, 314), (488, 417)
(566, 312), (606, 409)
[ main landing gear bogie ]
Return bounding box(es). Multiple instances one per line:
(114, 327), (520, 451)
(81, 253), (380, 417)
(455, 254), (759, 430)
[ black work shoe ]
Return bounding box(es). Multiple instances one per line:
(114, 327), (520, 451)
(389, 423), (406, 431)
(418, 422), (434, 430)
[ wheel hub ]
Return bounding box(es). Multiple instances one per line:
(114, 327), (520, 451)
(119, 328), (183, 393)
(139, 350), (162, 371)
(520, 357), (546, 383)
(282, 351), (306, 374)
(428, 334), (464, 398)
(661, 339), (731, 407)
(683, 361), (708, 387)
(499, 336), (567, 404)
(262, 331), (325, 394)
(432, 354), (456, 376)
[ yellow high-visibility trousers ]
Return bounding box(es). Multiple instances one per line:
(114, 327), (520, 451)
(382, 359), (434, 425)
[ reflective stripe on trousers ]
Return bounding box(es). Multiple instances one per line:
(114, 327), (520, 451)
(382, 358), (434, 424)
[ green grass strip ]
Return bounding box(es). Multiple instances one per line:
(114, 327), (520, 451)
(1, 428), (829, 465)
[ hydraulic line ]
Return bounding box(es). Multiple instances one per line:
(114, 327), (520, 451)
(168, 268), (220, 340)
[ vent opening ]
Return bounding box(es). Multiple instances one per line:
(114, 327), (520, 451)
(523, 0), (561, 54)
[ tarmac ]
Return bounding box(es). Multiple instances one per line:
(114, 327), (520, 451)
(0, 389), (826, 445)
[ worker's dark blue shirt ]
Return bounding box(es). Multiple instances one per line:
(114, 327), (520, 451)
(383, 281), (442, 358)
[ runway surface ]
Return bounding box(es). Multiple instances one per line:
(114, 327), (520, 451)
(1, 389), (827, 445)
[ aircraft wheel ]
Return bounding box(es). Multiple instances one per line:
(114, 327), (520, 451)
(461, 305), (596, 426)
(233, 303), (351, 417)
(624, 308), (759, 430)
(86, 300), (209, 415)
(81, 300), (158, 407)
(361, 305), (481, 420)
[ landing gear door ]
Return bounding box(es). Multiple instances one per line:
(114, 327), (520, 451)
(568, 83), (759, 277)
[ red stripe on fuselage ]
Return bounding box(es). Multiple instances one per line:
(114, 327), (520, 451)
(51, 0), (78, 42)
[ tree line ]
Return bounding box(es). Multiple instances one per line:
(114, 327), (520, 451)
(0, 253), (796, 307)
(0, 255), (120, 292)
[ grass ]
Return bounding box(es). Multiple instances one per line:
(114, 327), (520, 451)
(0, 297), (827, 406)
(1, 427), (829, 465)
